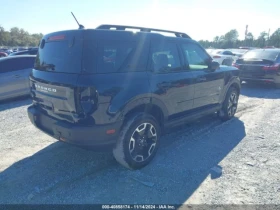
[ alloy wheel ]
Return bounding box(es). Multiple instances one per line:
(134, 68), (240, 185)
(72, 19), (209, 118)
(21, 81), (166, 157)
(129, 123), (157, 162)
(227, 92), (238, 117)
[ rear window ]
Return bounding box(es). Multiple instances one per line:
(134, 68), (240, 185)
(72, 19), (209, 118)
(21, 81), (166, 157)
(34, 32), (83, 73)
(243, 50), (280, 61)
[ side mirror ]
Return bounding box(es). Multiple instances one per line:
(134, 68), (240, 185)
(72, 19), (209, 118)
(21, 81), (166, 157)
(209, 61), (220, 71)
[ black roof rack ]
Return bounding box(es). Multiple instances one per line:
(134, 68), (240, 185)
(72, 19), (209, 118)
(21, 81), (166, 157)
(96, 24), (191, 39)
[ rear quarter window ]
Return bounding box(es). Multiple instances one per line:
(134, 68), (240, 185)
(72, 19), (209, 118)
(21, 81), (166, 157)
(83, 40), (147, 73)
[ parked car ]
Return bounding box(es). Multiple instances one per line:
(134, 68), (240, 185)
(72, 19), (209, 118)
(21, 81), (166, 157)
(0, 48), (9, 52)
(228, 49), (249, 62)
(233, 49), (280, 87)
(9, 49), (38, 56)
(238, 46), (258, 50)
(18, 47), (28, 51)
(211, 50), (237, 66)
(0, 52), (8, 58)
(264, 46), (276, 49)
(27, 25), (241, 169)
(0, 55), (36, 101)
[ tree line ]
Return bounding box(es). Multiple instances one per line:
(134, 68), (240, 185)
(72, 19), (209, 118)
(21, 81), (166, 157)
(1, 25), (280, 49)
(198, 28), (280, 49)
(0, 26), (43, 47)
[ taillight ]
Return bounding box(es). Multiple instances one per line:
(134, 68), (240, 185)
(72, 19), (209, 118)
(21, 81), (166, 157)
(77, 87), (97, 116)
(262, 64), (280, 71)
(232, 63), (240, 69)
(213, 56), (221, 58)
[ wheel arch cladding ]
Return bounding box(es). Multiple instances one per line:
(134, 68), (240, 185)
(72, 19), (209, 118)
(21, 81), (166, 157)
(123, 104), (165, 128)
(230, 82), (241, 94)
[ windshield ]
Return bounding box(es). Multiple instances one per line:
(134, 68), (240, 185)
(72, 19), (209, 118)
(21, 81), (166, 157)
(242, 50), (280, 61)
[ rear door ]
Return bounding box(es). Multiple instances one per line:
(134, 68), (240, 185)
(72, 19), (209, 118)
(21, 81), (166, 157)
(0, 58), (33, 100)
(180, 42), (225, 109)
(148, 39), (195, 118)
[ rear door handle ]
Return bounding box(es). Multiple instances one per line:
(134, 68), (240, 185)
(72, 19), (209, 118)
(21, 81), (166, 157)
(197, 77), (206, 82)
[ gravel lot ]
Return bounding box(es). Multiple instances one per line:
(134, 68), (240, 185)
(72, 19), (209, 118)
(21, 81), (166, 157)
(0, 83), (280, 205)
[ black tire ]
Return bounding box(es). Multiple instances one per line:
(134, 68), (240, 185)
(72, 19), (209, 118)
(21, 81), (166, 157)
(218, 87), (239, 121)
(113, 113), (161, 170)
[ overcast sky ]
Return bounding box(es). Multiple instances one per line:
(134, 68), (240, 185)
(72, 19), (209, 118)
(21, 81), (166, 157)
(1, 0), (279, 41)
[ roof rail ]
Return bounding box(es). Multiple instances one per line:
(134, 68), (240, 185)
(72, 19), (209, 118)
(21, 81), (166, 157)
(96, 24), (191, 39)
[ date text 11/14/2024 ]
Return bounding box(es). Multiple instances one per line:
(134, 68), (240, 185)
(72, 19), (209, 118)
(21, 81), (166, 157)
(102, 205), (176, 209)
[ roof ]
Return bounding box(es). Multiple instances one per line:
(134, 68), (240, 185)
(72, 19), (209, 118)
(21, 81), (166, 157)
(43, 25), (192, 40)
(96, 24), (191, 39)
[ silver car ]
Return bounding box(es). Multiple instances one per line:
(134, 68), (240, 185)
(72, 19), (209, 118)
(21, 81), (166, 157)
(0, 55), (36, 101)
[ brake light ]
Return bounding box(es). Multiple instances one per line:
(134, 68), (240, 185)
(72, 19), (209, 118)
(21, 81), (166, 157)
(213, 56), (221, 58)
(232, 63), (240, 69)
(48, 35), (65, 41)
(262, 64), (280, 71)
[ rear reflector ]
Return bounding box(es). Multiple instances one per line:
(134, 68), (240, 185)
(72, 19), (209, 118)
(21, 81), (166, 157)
(106, 129), (116, 135)
(48, 35), (65, 41)
(213, 56), (221, 58)
(232, 63), (240, 69)
(262, 64), (280, 71)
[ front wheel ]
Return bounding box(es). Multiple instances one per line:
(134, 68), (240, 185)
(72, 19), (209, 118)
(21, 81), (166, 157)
(113, 113), (161, 170)
(218, 87), (239, 121)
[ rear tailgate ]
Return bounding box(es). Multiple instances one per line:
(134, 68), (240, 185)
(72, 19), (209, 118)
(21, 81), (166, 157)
(238, 59), (274, 78)
(238, 50), (280, 78)
(30, 30), (84, 122)
(239, 60), (269, 77)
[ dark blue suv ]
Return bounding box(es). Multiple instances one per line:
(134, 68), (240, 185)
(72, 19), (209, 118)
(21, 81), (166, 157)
(27, 25), (241, 169)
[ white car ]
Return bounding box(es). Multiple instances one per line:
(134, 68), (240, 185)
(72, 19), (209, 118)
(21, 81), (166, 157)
(228, 49), (248, 60)
(210, 50), (237, 66)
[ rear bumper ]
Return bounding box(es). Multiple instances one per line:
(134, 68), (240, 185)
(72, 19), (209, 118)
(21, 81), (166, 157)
(27, 105), (122, 149)
(240, 73), (280, 84)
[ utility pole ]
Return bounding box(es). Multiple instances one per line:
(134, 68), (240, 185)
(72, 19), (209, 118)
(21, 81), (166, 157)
(267, 28), (270, 46)
(245, 25), (248, 46)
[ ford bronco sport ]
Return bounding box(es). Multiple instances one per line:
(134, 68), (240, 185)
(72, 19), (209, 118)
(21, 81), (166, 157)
(27, 25), (241, 169)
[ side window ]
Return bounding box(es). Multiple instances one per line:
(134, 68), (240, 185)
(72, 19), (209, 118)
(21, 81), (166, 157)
(19, 57), (35, 69)
(97, 41), (135, 73)
(150, 42), (181, 73)
(0, 59), (21, 73)
(181, 43), (210, 70)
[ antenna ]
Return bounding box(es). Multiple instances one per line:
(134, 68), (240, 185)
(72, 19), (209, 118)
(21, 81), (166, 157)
(71, 12), (85, 29)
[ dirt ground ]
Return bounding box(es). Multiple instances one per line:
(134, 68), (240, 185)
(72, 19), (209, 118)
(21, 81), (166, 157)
(0, 83), (279, 205)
